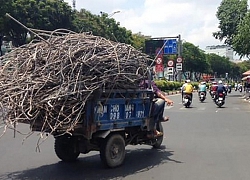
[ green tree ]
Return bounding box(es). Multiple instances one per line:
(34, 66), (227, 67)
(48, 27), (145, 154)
(72, 9), (133, 45)
(131, 32), (147, 50)
(232, 11), (250, 59)
(182, 42), (210, 81)
(3, 0), (74, 46)
(206, 53), (232, 78)
(213, 0), (248, 45)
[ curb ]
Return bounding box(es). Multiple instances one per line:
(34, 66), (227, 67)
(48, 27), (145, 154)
(166, 90), (198, 95)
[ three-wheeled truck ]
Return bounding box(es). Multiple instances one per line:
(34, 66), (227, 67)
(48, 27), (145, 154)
(31, 88), (164, 168)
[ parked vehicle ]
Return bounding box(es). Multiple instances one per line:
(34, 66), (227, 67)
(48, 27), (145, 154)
(30, 89), (164, 168)
(215, 92), (225, 107)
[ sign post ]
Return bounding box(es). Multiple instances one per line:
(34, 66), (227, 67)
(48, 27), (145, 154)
(177, 35), (182, 82)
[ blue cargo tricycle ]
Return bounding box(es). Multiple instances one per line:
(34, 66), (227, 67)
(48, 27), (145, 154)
(31, 88), (164, 168)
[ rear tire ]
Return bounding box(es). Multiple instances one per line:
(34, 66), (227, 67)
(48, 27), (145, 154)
(100, 134), (125, 168)
(54, 135), (80, 162)
(153, 122), (164, 148)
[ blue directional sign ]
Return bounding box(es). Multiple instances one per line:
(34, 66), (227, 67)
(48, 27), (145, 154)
(164, 39), (177, 54)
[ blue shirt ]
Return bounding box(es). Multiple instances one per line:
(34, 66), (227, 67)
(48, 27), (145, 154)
(198, 84), (206, 92)
(217, 84), (226, 93)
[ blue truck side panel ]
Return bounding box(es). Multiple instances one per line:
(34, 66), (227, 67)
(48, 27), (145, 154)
(84, 90), (154, 133)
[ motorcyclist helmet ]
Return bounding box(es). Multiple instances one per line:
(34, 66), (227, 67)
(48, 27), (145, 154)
(212, 81), (217, 84)
(201, 81), (206, 85)
(218, 80), (223, 84)
(186, 79), (190, 83)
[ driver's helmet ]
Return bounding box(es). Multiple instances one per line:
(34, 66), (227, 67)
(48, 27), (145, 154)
(212, 81), (217, 85)
(201, 81), (206, 85)
(186, 79), (191, 83)
(218, 80), (223, 84)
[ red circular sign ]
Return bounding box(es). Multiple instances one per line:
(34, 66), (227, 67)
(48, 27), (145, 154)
(156, 57), (162, 65)
(177, 57), (182, 63)
(168, 60), (174, 67)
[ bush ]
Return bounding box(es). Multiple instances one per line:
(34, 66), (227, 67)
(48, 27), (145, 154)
(155, 80), (183, 91)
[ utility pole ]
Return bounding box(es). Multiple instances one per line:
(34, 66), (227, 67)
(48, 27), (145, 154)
(177, 34), (182, 82)
(72, 0), (76, 10)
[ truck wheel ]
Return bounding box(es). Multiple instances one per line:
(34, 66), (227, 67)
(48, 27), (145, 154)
(100, 134), (125, 168)
(54, 135), (80, 162)
(153, 122), (164, 148)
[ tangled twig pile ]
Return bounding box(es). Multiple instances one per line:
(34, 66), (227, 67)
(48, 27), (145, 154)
(0, 29), (153, 137)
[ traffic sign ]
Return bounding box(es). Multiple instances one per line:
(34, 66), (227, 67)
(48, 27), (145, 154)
(156, 57), (163, 65)
(164, 39), (177, 54)
(167, 60), (174, 67)
(176, 63), (182, 71)
(167, 67), (174, 75)
(177, 57), (182, 63)
(155, 64), (164, 72)
(145, 40), (164, 55)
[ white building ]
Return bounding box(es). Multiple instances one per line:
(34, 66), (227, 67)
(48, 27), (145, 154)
(205, 45), (234, 61)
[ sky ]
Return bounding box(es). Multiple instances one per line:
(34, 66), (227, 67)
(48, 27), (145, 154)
(63, 0), (249, 52)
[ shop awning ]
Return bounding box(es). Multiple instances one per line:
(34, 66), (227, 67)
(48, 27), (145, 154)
(242, 70), (250, 76)
(242, 75), (250, 81)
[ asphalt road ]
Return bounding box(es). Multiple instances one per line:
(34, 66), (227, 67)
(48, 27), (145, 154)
(0, 90), (250, 180)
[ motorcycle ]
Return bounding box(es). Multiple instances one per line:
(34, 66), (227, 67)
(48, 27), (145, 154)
(210, 90), (216, 101)
(228, 85), (232, 93)
(239, 85), (243, 92)
(183, 93), (192, 108)
(199, 91), (206, 102)
(215, 92), (225, 107)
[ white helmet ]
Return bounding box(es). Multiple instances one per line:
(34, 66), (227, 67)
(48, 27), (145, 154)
(186, 79), (190, 83)
(218, 80), (222, 84)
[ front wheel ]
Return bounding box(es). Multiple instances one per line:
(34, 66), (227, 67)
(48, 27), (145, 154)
(100, 134), (126, 168)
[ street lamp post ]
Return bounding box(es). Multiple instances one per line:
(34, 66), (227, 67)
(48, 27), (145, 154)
(108, 11), (121, 18)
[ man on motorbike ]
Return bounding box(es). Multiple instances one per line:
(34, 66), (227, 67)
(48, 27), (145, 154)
(209, 81), (218, 98)
(198, 81), (207, 96)
(182, 79), (193, 102)
(216, 80), (226, 99)
(181, 80), (188, 100)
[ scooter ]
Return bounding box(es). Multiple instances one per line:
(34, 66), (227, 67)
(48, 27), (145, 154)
(199, 91), (206, 102)
(228, 85), (232, 93)
(183, 93), (192, 108)
(239, 86), (243, 92)
(210, 90), (216, 101)
(215, 92), (225, 107)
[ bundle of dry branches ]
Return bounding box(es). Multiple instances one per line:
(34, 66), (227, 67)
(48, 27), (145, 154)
(0, 29), (153, 137)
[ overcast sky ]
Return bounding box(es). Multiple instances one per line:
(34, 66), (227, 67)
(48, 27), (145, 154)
(64, 0), (249, 51)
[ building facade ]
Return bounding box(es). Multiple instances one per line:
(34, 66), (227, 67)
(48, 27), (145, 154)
(205, 45), (234, 61)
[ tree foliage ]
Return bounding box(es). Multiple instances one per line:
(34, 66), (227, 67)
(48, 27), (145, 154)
(232, 11), (250, 59)
(213, 0), (247, 45)
(182, 42), (210, 80)
(72, 10), (133, 45)
(2, 0), (73, 46)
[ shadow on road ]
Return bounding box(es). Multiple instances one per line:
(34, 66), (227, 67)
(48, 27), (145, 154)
(0, 146), (182, 180)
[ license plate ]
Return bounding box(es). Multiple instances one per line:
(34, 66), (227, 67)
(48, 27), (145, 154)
(219, 97), (223, 100)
